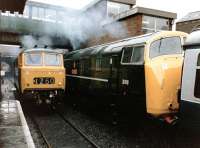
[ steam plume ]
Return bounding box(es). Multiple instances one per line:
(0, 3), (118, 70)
(21, 3), (127, 50)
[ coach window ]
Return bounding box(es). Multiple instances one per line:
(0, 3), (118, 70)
(197, 54), (200, 66)
(195, 54), (200, 98)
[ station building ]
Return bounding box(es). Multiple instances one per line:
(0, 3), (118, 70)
(176, 11), (200, 33)
(86, 0), (177, 47)
(0, 0), (177, 50)
(0, 1), (76, 48)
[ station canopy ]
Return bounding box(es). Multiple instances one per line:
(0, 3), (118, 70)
(0, 0), (27, 14)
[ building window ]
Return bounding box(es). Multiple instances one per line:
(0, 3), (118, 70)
(142, 15), (169, 34)
(38, 8), (45, 20)
(57, 11), (65, 23)
(107, 1), (131, 17)
(23, 6), (29, 18)
(32, 6), (39, 20)
(45, 9), (56, 22)
(1, 11), (9, 16)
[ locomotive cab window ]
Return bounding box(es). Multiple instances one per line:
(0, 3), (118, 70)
(44, 53), (61, 66)
(121, 46), (144, 65)
(25, 53), (42, 66)
(150, 37), (182, 58)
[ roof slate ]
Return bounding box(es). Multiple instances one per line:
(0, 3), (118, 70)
(177, 11), (200, 23)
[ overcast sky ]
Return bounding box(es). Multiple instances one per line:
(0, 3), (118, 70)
(137, 0), (200, 20)
(30, 0), (200, 20)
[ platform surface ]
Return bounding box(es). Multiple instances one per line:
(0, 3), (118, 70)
(0, 100), (35, 148)
(0, 78), (35, 148)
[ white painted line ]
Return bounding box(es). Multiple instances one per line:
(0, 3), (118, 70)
(181, 98), (200, 104)
(67, 74), (109, 82)
(16, 101), (35, 148)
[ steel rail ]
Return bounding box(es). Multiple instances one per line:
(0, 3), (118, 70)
(30, 115), (52, 148)
(54, 108), (101, 148)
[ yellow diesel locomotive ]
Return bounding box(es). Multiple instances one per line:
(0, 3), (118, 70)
(14, 48), (65, 104)
(64, 31), (188, 124)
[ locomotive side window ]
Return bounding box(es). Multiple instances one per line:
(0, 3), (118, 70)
(122, 47), (133, 63)
(149, 40), (161, 58)
(44, 53), (61, 66)
(25, 53), (42, 66)
(131, 46), (144, 64)
(150, 37), (182, 58)
(122, 46), (144, 64)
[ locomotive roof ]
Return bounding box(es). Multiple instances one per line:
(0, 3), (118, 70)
(65, 31), (185, 59)
(22, 48), (62, 54)
(65, 33), (156, 60)
(184, 29), (200, 48)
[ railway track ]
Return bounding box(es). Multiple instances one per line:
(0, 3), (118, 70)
(53, 107), (101, 148)
(25, 103), (100, 148)
(30, 115), (52, 148)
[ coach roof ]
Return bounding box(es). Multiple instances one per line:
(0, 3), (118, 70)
(184, 29), (200, 47)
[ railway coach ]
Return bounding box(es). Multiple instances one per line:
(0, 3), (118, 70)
(14, 48), (65, 104)
(64, 31), (188, 124)
(180, 29), (200, 121)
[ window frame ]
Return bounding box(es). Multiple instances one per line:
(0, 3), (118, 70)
(121, 44), (145, 65)
(149, 36), (183, 59)
(107, 1), (131, 17)
(24, 53), (43, 66)
(44, 53), (62, 66)
(142, 15), (170, 33)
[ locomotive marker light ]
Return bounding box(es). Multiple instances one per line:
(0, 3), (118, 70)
(0, 70), (5, 76)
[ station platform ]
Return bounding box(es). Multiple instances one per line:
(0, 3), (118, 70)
(0, 100), (35, 148)
(0, 78), (35, 148)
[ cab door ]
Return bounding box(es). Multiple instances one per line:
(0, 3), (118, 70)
(145, 36), (184, 116)
(120, 45), (145, 97)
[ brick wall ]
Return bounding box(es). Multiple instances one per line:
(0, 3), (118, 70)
(87, 14), (143, 47)
(176, 20), (200, 33)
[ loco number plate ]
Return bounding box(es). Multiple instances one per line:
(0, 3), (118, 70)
(33, 77), (55, 84)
